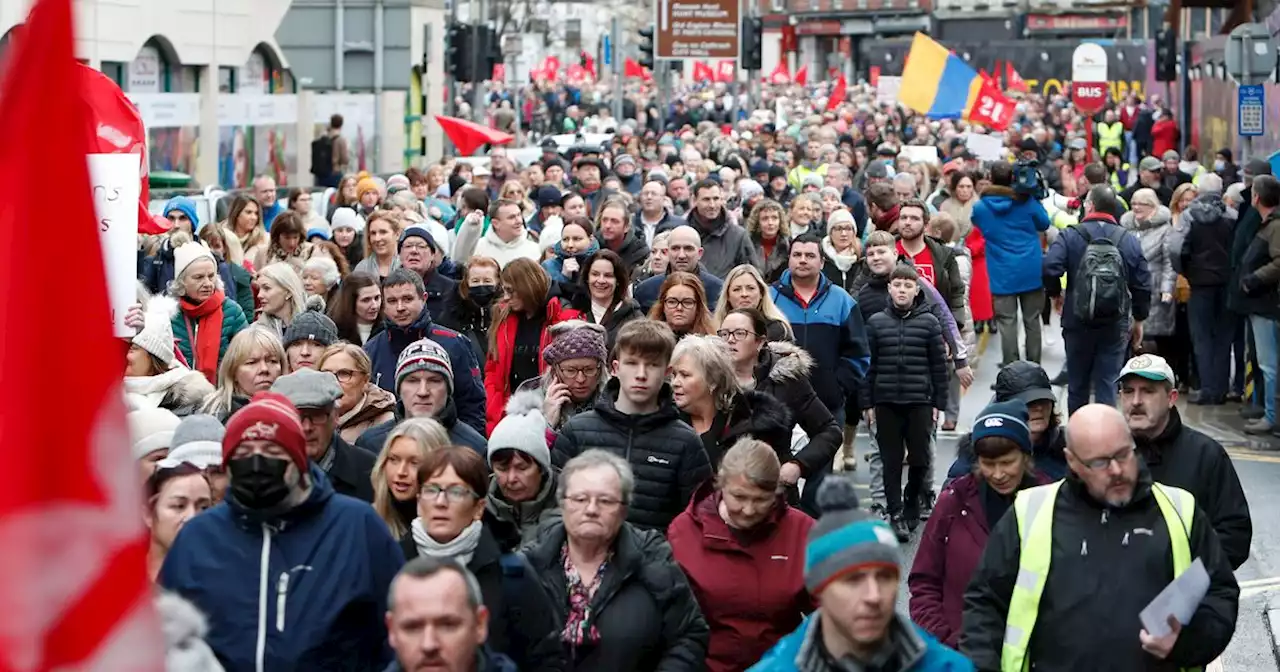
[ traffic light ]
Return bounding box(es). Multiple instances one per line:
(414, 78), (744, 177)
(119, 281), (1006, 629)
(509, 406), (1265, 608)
(638, 27), (655, 70)
(741, 17), (763, 71)
(478, 26), (502, 81)
(1155, 29), (1177, 82)
(446, 22), (473, 82)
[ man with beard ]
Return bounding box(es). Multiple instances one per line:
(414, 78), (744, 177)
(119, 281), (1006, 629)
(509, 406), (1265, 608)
(613, 154), (642, 195)
(1117, 354), (1252, 569)
(633, 177), (685, 247)
(686, 179), (757, 276)
(159, 392), (404, 671)
(1120, 157), (1174, 206)
(399, 225), (455, 321)
(668, 174), (693, 216)
(962, 404), (1238, 672)
(486, 152), (512, 201)
(573, 157), (609, 216)
(595, 197), (650, 275)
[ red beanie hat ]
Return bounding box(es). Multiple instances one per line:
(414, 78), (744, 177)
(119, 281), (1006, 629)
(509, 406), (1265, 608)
(222, 392), (308, 471)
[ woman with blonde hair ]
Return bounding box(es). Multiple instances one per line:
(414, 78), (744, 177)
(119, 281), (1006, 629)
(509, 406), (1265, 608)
(220, 194), (267, 269)
(649, 271), (715, 338)
(713, 264), (792, 342)
(199, 326), (286, 420)
(500, 180), (536, 219)
(370, 417), (452, 538)
(318, 342), (397, 443)
(909, 162), (934, 201)
(254, 262), (310, 340)
(1170, 182), (1199, 229)
(746, 198), (790, 283)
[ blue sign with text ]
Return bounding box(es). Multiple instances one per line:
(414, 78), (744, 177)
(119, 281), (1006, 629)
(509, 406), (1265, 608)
(1239, 85), (1265, 137)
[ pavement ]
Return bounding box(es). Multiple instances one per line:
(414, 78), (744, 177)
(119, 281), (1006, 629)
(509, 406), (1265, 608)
(835, 316), (1280, 671)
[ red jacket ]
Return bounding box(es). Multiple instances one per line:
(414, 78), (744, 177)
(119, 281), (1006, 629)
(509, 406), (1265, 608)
(667, 482), (814, 672)
(908, 471), (1049, 648)
(484, 298), (581, 434)
(1151, 118), (1180, 159)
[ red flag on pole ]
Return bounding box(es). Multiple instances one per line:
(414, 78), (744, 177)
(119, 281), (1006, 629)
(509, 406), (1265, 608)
(826, 74), (847, 111)
(693, 60), (715, 82)
(767, 61), (791, 84)
(624, 57), (652, 81)
(1005, 61), (1029, 93)
(0, 0), (164, 667)
(794, 65), (808, 86)
(715, 60), (735, 82)
(581, 51), (596, 79)
(966, 77), (1015, 130)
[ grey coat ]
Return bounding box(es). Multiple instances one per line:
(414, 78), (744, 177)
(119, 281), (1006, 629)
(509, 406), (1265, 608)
(1121, 206), (1177, 337)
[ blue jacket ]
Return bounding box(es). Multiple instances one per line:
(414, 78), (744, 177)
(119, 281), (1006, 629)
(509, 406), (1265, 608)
(262, 201), (283, 231)
(769, 271), (871, 413)
(970, 186), (1052, 295)
(1043, 214), (1152, 332)
(159, 466), (404, 672)
(635, 268), (724, 314)
(356, 398), (488, 456)
(751, 613), (974, 672)
(541, 238), (601, 284)
(841, 186), (869, 234)
(363, 306), (486, 436)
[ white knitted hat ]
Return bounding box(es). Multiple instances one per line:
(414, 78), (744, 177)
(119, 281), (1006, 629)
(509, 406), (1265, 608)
(129, 407), (182, 460)
(487, 395), (552, 474)
(159, 414), (225, 469)
(331, 207), (365, 233)
(173, 242), (216, 280)
(132, 296), (178, 369)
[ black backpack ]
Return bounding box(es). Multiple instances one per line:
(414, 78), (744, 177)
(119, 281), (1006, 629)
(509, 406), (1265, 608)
(1071, 224), (1131, 326)
(310, 135), (333, 177)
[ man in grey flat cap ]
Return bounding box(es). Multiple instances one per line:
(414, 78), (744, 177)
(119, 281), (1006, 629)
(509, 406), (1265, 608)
(272, 368), (376, 502)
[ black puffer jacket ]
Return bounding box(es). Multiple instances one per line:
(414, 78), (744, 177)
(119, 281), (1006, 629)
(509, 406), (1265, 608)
(860, 302), (949, 409)
(754, 342), (841, 478)
(1177, 193), (1236, 287)
(436, 285), (492, 363)
(961, 467), (1239, 671)
(699, 389), (793, 470)
(852, 265), (960, 365)
(524, 522), (710, 672)
(1136, 407), (1253, 570)
(552, 379), (712, 531)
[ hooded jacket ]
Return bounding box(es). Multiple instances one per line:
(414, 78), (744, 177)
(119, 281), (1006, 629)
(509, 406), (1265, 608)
(524, 521), (711, 672)
(542, 237), (601, 285)
(861, 301), (949, 409)
(908, 471), (1049, 648)
(124, 366), (216, 416)
(471, 228), (543, 269)
(701, 388), (794, 471)
(485, 471), (562, 546)
(752, 611), (973, 672)
(851, 267), (965, 368)
(1120, 205), (1176, 337)
(947, 424), (1068, 483)
(355, 395), (488, 457)
(960, 467), (1239, 671)
(969, 185), (1053, 296)
(552, 379), (711, 531)
(1042, 213), (1153, 331)
(1178, 193), (1236, 287)
(687, 206), (760, 277)
(336, 383), (397, 444)
(769, 270), (872, 414)
(667, 482), (814, 672)
(753, 342), (841, 478)
(596, 228), (651, 275)
(363, 305), (486, 435)
(1135, 407), (1252, 570)
(156, 591), (225, 672)
(159, 466), (405, 672)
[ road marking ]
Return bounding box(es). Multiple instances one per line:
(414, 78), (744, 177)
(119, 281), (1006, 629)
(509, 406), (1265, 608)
(1224, 446), (1280, 464)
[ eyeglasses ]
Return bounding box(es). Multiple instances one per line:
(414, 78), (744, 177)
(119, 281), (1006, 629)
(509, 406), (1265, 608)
(557, 363), (600, 380)
(420, 484), (479, 503)
(401, 242), (431, 252)
(563, 493), (623, 510)
(829, 225), (855, 233)
(716, 328), (759, 342)
(323, 368), (359, 384)
(1071, 446), (1135, 471)
(664, 298), (698, 310)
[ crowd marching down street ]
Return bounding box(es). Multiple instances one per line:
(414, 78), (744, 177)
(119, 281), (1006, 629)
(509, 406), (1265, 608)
(5, 0), (1278, 670)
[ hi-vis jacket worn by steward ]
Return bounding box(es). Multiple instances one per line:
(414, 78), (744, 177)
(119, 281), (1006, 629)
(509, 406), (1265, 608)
(958, 468), (1238, 672)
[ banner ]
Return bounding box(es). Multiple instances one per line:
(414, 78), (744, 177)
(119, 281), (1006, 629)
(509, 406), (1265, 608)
(88, 153), (141, 337)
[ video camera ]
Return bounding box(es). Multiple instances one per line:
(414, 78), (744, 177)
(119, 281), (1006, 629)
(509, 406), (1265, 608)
(1012, 159), (1049, 201)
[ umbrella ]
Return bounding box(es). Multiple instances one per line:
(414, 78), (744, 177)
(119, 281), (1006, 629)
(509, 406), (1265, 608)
(435, 115), (514, 157)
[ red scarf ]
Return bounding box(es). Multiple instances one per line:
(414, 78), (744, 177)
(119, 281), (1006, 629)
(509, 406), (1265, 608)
(180, 289), (226, 383)
(874, 204), (901, 232)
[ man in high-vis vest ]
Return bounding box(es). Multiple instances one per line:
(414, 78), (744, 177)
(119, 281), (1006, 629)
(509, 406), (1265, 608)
(959, 404), (1239, 672)
(1097, 109), (1125, 158)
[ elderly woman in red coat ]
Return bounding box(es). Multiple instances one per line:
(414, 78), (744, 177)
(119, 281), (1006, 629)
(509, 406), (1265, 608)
(668, 437), (813, 672)
(908, 399), (1050, 648)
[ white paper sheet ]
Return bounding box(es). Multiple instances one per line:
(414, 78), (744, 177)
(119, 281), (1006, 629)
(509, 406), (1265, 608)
(1139, 557), (1210, 637)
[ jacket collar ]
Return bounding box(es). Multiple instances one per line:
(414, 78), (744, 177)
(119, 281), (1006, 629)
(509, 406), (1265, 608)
(1062, 460), (1155, 511)
(1133, 406), (1183, 468)
(685, 480), (789, 551)
(795, 611), (928, 672)
(689, 207), (728, 237)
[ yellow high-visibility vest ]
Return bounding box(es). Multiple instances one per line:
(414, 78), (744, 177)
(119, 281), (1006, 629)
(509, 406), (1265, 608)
(1098, 121), (1125, 155)
(999, 481), (1200, 672)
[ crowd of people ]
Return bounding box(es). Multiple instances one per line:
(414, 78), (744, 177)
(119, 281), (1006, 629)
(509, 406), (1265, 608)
(128, 79), (1263, 671)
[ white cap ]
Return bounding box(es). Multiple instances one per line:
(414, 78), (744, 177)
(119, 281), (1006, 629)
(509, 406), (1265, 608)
(173, 242), (216, 280)
(129, 408), (182, 460)
(331, 207), (365, 233)
(131, 296), (178, 369)
(1117, 354), (1176, 386)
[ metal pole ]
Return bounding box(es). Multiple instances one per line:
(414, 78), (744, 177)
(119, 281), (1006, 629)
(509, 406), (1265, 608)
(472, 0), (488, 123)
(658, 61), (668, 132)
(1242, 33), (1253, 165)
(446, 0), (457, 120)
(511, 54), (522, 141)
(612, 17), (624, 122)
(421, 24), (431, 160)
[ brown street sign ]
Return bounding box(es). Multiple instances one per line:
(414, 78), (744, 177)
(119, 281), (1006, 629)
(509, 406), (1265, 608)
(654, 0), (741, 60)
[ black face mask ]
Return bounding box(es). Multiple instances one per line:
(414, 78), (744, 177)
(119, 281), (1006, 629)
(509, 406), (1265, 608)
(228, 455), (293, 509)
(469, 285), (497, 307)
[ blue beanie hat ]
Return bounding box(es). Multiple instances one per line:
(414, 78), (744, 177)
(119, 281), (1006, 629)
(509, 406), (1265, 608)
(972, 400), (1032, 454)
(163, 196), (200, 231)
(804, 477), (902, 595)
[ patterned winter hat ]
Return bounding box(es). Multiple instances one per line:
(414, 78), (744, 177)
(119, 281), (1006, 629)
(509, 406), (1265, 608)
(541, 321), (608, 367)
(396, 338), (454, 394)
(132, 297), (178, 369)
(222, 392), (308, 470)
(805, 476), (902, 595)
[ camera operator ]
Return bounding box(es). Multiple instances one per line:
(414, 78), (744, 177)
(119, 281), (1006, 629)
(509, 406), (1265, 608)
(971, 161), (1054, 366)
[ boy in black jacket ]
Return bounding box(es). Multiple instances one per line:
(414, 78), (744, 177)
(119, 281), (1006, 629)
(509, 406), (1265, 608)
(860, 264), (949, 541)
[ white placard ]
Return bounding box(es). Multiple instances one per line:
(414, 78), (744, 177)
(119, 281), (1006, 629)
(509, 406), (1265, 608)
(899, 145), (939, 165)
(877, 76), (902, 107)
(966, 133), (1007, 162)
(89, 154), (141, 337)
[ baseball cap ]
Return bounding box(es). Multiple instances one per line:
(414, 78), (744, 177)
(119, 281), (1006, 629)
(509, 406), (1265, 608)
(1117, 354), (1176, 386)
(1138, 157), (1163, 172)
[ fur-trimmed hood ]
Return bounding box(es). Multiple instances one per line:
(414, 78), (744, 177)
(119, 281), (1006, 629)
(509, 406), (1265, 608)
(721, 388), (794, 451)
(125, 367), (216, 414)
(758, 340), (815, 385)
(156, 591), (225, 672)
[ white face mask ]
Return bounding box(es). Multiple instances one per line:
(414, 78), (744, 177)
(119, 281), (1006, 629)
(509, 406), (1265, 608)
(1214, 159), (1226, 171)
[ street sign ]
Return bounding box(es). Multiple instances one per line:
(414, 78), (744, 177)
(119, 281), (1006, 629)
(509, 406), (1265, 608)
(1239, 85), (1265, 137)
(1071, 82), (1109, 114)
(602, 34), (612, 66)
(654, 0), (740, 60)
(1071, 44), (1109, 115)
(1227, 23), (1276, 80)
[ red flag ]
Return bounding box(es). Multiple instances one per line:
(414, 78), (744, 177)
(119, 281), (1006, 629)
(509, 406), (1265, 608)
(581, 51), (596, 79)
(966, 78), (1015, 131)
(567, 63), (592, 84)
(624, 57), (652, 81)
(541, 56), (562, 82)
(715, 60), (735, 82)
(794, 65), (808, 86)
(492, 63), (505, 82)
(1005, 61), (1029, 93)
(79, 64), (150, 239)
(978, 68), (994, 86)
(826, 74), (847, 111)
(693, 60), (714, 82)
(767, 61), (791, 84)
(0, 0), (164, 667)
(869, 65), (881, 88)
